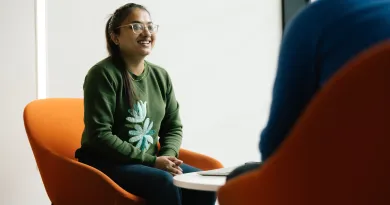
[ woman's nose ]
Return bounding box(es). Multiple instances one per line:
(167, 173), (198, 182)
(141, 27), (152, 36)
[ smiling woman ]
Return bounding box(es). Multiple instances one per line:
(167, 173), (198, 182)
(74, 3), (217, 205)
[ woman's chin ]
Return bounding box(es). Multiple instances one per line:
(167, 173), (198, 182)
(123, 47), (152, 58)
(137, 48), (152, 56)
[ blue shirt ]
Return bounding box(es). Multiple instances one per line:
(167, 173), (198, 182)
(260, 0), (390, 161)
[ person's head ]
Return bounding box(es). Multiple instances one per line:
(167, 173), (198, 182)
(105, 3), (158, 60)
(105, 3), (158, 107)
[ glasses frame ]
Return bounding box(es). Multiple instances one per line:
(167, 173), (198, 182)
(116, 23), (159, 34)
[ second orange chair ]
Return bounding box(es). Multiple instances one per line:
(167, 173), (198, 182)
(217, 40), (390, 205)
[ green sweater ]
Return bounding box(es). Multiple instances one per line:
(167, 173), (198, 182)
(78, 57), (183, 166)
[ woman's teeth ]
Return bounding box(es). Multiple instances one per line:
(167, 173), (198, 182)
(138, 41), (150, 45)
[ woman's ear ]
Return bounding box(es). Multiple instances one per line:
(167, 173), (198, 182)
(110, 33), (119, 45)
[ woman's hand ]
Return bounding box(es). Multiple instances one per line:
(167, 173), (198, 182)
(168, 156), (183, 167)
(154, 156), (183, 176)
(168, 156), (183, 174)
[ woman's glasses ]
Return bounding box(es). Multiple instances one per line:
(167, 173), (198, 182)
(117, 23), (159, 34)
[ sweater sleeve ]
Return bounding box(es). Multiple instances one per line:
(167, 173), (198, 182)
(158, 75), (183, 157)
(83, 65), (156, 166)
(259, 8), (321, 161)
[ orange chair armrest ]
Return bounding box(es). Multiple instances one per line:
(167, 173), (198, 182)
(34, 147), (144, 205)
(178, 148), (223, 170)
(217, 169), (260, 205)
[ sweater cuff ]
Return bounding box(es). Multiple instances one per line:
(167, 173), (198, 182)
(143, 154), (157, 167)
(159, 148), (178, 157)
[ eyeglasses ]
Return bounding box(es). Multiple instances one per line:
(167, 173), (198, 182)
(116, 23), (159, 34)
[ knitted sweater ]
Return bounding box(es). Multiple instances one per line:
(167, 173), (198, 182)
(77, 57), (182, 166)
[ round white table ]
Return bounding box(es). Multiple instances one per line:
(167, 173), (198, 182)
(173, 172), (227, 192)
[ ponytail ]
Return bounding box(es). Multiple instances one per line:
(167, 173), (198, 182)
(105, 12), (138, 108)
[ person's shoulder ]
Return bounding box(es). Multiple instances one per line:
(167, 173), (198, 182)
(300, 0), (385, 21)
(87, 57), (121, 79)
(84, 57), (123, 88)
(285, 0), (330, 29)
(145, 60), (175, 90)
(295, 0), (390, 34)
(146, 60), (169, 76)
(145, 60), (174, 83)
(282, 0), (354, 40)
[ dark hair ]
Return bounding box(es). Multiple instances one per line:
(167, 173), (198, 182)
(105, 3), (149, 108)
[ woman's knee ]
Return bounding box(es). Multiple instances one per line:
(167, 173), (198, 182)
(180, 164), (201, 174)
(149, 170), (182, 204)
(153, 170), (174, 186)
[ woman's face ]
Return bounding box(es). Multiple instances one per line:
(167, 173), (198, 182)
(113, 8), (157, 58)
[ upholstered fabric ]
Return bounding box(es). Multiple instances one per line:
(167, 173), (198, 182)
(217, 40), (390, 205)
(23, 98), (223, 205)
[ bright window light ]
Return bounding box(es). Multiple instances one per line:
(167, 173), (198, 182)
(36, 0), (47, 99)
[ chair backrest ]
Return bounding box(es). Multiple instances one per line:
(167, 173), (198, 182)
(23, 98), (145, 204)
(218, 40), (390, 205)
(24, 98), (84, 160)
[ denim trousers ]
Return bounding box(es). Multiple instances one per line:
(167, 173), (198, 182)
(78, 154), (216, 205)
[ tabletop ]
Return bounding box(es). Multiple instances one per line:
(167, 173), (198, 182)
(173, 172), (227, 192)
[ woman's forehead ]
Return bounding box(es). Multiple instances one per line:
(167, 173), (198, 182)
(123, 8), (152, 24)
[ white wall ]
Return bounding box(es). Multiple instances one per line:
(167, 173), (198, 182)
(47, 0), (282, 166)
(0, 0), (280, 204)
(0, 0), (50, 204)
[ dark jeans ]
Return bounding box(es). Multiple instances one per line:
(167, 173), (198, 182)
(226, 162), (262, 181)
(78, 154), (216, 205)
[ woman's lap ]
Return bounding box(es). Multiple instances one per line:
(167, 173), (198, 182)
(107, 163), (177, 198)
(107, 163), (201, 193)
(180, 163), (201, 173)
(79, 155), (215, 205)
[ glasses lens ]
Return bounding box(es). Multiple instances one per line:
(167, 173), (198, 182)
(131, 23), (143, 33)
(130, 23), (158, 34)
(147, 25), (158, 33)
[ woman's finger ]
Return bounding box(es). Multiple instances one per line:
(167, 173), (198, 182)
(167, 156), (183, 165)
(176, 165), (183, 172)
(171, 166), (183, 175)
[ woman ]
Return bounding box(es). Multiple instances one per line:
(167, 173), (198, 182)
(75, 3), (216, 205)
(228, 0), (390, 180)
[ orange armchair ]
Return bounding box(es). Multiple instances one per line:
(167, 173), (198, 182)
(23, 98), (223, 205)
(217, 41), (390, 204)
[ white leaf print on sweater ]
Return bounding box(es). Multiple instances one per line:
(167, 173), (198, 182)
(127, 100), (155, 152)
(126, 101), (147, 123)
